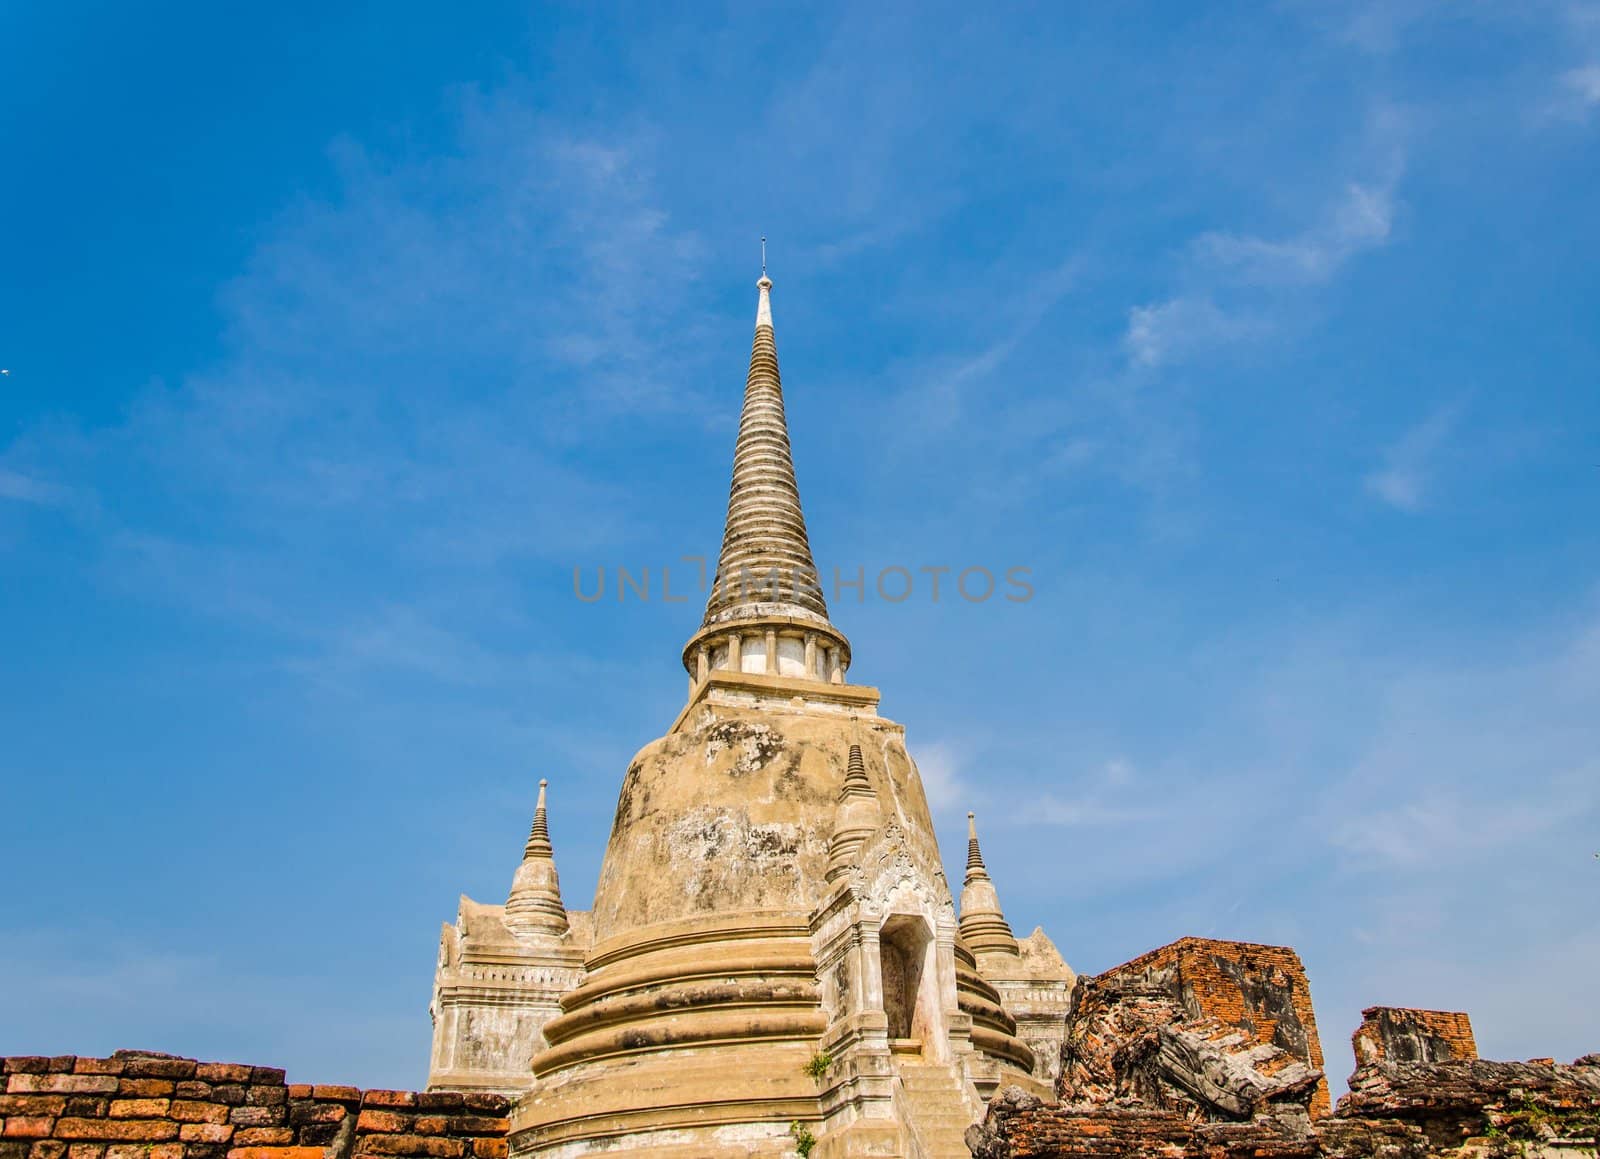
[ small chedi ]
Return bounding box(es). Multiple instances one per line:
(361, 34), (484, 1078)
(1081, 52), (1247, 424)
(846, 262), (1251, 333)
(10, 275), (1595, 1159)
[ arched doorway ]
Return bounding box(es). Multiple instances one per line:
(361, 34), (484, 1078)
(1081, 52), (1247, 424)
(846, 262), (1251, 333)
(880, 914), (933, 1045)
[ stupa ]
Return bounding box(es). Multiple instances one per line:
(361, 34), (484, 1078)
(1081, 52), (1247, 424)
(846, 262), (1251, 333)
(428, 272), (1075, 1157)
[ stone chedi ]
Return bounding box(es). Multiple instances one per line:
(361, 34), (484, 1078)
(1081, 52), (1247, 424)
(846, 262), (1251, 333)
(427, 274), (1074, 1157)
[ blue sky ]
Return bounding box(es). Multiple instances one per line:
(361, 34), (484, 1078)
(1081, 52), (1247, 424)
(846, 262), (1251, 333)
(3, 1), (1598, 1089)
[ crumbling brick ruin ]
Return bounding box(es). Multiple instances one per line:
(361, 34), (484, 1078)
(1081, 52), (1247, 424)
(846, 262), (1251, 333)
(966, 944), (1600, 1158)
(0, 1052), (509, 1159)
(1059, 937), (1331, 1121)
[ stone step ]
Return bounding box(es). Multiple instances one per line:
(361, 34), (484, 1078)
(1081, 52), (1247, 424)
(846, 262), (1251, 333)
(895, 1061), (978, 1159)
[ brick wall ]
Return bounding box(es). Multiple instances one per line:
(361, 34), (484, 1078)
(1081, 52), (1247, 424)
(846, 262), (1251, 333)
(1099, 936), (1331, 1117)
(1351, 1006), (1477, 1066)
(0, 1052), (508, 1159)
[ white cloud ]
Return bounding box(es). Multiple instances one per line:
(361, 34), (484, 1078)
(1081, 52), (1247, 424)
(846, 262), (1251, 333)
(0, 466), (70, 506)
(1124, 296), (1264, 367)
(1365, 403), (1461, 511)
(1557, 64), (1600, 117)
(1194, 183), (1396, 286)
(1330, 792), (1578, 867)
(913, 741), (968, 811)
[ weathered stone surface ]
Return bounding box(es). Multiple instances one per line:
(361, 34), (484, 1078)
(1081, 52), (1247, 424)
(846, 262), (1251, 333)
(971, 1036), (1600, 1156)
(192, 1067), (250, 1086)
(1057, 938), (1326, 1131)
(1062, 937), (1331, 1120)
(115, 1081), (173, 1098)
(1352, 1008), (1478, 1067)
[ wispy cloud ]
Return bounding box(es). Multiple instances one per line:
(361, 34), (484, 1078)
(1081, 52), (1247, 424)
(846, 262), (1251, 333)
(1289, 0), (1446, 55)
(1194, 183), (1396, 286)
(914, 741), (969, 811)
(1330, 791), (1579, 866)
(902, 256), (1085, 431)
(1125, 176), (1402, 370)
(1123, 296), (1267, 368)
(0, 466), (70, 506)
(1554, 64), (1600, 118)
(1365, 402), (1462, 511)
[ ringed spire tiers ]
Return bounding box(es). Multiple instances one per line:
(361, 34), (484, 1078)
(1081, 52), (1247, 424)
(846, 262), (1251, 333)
(959, 811), (1020, 959)
(505, 779), (568, 937)
(681, 272), (852, 688)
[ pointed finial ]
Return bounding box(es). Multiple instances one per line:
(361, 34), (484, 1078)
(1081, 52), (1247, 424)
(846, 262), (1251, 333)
(756, 263), (773, 326)
(761, 235), (767, 278)
(526, 778), (552, 856)
(966, 810), (987, 875)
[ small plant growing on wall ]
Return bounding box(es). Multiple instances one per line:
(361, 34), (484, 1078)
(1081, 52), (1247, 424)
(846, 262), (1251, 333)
(789, 1120), (817, 1157)
(803, 1049), (834, 1081)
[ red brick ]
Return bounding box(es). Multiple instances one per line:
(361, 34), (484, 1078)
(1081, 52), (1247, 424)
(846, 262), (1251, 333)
(227, 1108), (283, 1128)
(226, 1148), (323, 1159)
(114, 1081), (172, 1098)
(412, 1094), (463, 1114)
(210, 1085), (247, 1106)
(195, 1065), (253, 1085)
(7, 1079), (117, 1097)
(109, 1098), (170, 1118)
(310, 1086), (361, 1103)
(441, 1117), (506, 1138)
(0, 1065), (47, 1077)
(411, 1118), (446, 1137)
(232, 1129), (292, 1146)
(356, 1135), (465, 1159)
(180, 1125), (235, 1144)
(243, 1088), (284, 1108)
(284, 1087), (312, 1101)
(245, 1069), (285, 1087)
(361, 1092), (415, 1110)
(171, 1101), (229, 1124)
(69, 1064), (120, 1079)
(288, 1104), (345, 1127)
(174, 1081), (213, 1100)
(64, 1145), (103, 1159)
(3, 1120), (55, 1139)
(356, 1110), (407, 1134)
(459, 1096), (508, 1116)
(55, 1119), (178, 1142)
(0, 1100), (65, 1118)
(118, 1059), (194, 1082)
(28, 1142), (66, 1159)
(470, 1141), (506, 1159)
(105, 1146), (183, 1159)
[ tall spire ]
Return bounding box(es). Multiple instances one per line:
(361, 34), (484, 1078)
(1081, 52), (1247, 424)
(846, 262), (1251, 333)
(681, 268), (852, 689)
(959, 811), (1018, 958)
(506, 779), (568, 937)
(701, 272), (832, 630)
